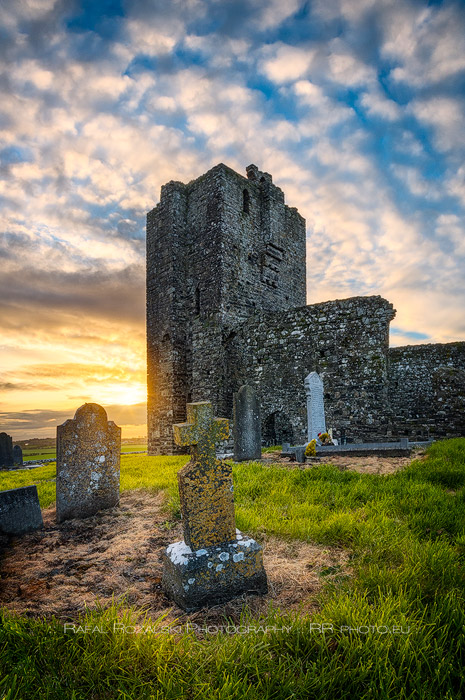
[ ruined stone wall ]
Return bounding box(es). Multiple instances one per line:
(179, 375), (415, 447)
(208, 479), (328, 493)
(147, 163), (306, 454)
(147, 162), (465, 455)
(146, 182), (189, 455)
(227, 296), (396, 444)
(388, 343), (465, 439)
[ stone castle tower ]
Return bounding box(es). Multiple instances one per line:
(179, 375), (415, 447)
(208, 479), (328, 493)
(146, 163), (306, 454)
(147, 163), (465, 455)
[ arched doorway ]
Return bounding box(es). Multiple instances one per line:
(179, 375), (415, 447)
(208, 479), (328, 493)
(262, 411), (294, 446)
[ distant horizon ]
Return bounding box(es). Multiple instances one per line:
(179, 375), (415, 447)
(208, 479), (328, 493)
(2, 0), (465, 439)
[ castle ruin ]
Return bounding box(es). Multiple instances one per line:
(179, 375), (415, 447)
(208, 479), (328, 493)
(146, 163), (465, 454)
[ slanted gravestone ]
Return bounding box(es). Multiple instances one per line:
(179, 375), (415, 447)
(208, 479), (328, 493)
(0, 433), (14, 468)
(56, 403), (121, 523)
(162, 401), (267, 610)
(0, 485), (43, 535)
(233, 385), (261, 461)
(304, 372), (326, 441)
(13, 445), (23, 466)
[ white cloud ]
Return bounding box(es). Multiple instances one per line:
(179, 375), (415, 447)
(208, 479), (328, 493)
(359, 90), (401, 121)
(411, 97), (465, 152)
(391, 165), (443, 201)
(257, 0), (301, 29)
(261, 43), (314, 83)
(327, 45), (375, 87)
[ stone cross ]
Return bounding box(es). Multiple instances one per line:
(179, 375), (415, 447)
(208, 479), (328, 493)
(304, 372), (326, 441)
(233, 385), (262, 461)
(56, 403), (121, 523)
(163, 400), (268, 611)
(173, 401), (235, 550)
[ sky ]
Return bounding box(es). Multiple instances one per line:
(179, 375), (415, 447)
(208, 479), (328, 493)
(1, 0), (465, 439)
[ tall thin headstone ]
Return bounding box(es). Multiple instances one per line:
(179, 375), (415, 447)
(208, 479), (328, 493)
(56, 403), (121, 523)
(233, 385), (262, 461)
(13, 445), (23, 466)
(0, 433), (14, 469)
(304, 372), (326, 441)
(162, 401), (267, 610)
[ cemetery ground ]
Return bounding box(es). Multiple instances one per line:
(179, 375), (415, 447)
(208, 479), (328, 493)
(1, 440), (465, 699)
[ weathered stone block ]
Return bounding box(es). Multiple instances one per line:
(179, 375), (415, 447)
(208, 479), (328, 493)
(0, 485), (43, 535)
(56, 403), (121, 523)
(162, 531), (267, 611)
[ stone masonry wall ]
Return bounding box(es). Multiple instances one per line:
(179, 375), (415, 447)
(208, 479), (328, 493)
(389, 343), (465, 439)
(147, 163), (306, 454)
(227, 296), (396, 444)
(147, 162), (465, 455)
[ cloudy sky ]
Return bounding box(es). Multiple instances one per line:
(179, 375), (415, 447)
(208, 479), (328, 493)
(1, 0), (465, 439)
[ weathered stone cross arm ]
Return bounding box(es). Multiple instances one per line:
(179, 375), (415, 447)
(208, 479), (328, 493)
(173, 402), (229, 456)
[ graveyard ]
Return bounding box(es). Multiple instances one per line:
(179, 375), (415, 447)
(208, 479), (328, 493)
(1, 156), (464, 696)
(1, 158), (465, 696)
(1, 432), (465, 697)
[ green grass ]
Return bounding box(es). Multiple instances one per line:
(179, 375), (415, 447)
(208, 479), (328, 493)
(22, 444), (148, 462)
(22, 447), (57, 461)
(0, 455), (186, 510)
(261, 444), (282, 453)
(1, 439), (465, 698)
(0, 464), (57, 509)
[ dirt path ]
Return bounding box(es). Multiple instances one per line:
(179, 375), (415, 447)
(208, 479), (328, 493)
(262, 449), (424, 475)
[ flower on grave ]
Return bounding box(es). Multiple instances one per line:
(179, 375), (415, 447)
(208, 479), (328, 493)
(305, 439), (317, 457)
(318, 432), (332, 445)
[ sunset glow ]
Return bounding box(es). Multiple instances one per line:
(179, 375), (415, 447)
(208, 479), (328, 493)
(1, 0), (465, 438)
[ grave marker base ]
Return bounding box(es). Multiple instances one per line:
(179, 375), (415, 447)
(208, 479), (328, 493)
(162, 531), (267, 611)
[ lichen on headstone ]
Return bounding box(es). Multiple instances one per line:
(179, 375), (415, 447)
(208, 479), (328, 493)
(56, 403), (121, 523)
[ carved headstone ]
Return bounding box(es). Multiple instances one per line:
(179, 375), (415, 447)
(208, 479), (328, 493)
(0, 433), (14, 469)
(162, 401), (267, 610)
(233, 385), (262, 461)
(304, 372), (326, 441)
(0, 485), (43, 535)
(56, 403), (121, 523)
(13, 445), (23, 466)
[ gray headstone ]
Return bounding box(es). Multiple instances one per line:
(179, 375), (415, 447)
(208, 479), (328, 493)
(0, 433), (14, 468)
(0, 485), (43, 535)
(282, 442), (291, 453)
(13, 445), (23, 466)
(304, 372), (326, 441)
(233, 385), (261, 461)
(294, 446), (306, 462)
(56, 403), (121, 523)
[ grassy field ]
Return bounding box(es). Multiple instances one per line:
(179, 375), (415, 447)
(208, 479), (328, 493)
(21, 443), (148, 461)
(1, 439), (465, 699)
